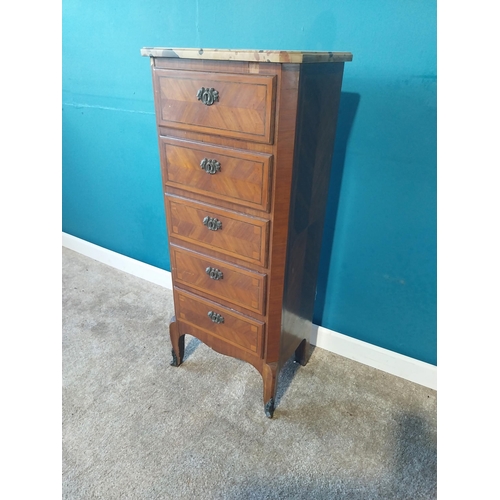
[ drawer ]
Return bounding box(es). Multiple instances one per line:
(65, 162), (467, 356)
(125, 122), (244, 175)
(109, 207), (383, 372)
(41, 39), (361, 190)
(153, 69), (276, 144)
(166, 196), (269, 267)
(160, 137), (273, 212)
(171, 245), (267, 315)
(174, 288), (264, 356)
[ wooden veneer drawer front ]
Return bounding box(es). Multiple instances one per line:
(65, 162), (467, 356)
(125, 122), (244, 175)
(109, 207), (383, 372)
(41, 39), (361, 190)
(166, 196), (269, 267)
(160, 137), (273, 212)
(153, 69), (276, 144)
(174, 288), (264, 356)
(171, 245), (267, 315)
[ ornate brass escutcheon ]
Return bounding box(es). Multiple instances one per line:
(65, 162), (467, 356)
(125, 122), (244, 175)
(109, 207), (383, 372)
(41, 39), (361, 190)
(197, 87), (219, 106)
(200, 158), (221, 175)
(203, 216), (222, 231)
(206, 267), (223, 280)
(208, 311), (224, 324)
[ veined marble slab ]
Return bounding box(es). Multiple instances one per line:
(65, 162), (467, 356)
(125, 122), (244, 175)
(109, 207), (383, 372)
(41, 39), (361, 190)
(140, 47), (353, 63)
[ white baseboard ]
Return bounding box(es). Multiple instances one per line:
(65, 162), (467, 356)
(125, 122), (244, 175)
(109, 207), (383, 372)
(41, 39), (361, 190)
(62, 232), (436, 390)
(311, 325), (436, 390)
(62, 233), (172, 289)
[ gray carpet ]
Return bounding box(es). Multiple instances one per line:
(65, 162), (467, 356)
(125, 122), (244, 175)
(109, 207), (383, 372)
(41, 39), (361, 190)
(62, 247), (437, 499)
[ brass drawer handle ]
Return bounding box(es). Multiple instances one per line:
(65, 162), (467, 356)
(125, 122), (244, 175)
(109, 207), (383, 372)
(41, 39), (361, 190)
(203, 216), (222, 231)
(200, 158), (221, 175)
(206, 267), (223, 280)
(197, 87), (219, 106)
(208, 311), (224, 324)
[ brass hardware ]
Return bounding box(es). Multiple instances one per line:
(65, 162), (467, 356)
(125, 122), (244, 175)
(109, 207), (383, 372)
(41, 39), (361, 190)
(200, 158), (221, 175)
(203, 216), (222, 231)
(208, 311), (224, 324)
(206, 267), (223, 280)
(197, 87), (219, 106)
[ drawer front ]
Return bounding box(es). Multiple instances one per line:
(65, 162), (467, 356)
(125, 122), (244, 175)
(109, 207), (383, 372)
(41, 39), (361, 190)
(166, 196), (269, 267)
(175, 288), (264, 356)
(161, 137), (272, 212)
(153, 69), (276, 144)
(171, 245), (267, 315)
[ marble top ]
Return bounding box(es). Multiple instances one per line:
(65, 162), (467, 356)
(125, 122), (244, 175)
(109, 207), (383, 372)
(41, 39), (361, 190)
(140, 47), (353, 63)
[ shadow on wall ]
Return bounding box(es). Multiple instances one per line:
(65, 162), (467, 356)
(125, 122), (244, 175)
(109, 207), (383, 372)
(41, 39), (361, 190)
(314, 91), (360, 325)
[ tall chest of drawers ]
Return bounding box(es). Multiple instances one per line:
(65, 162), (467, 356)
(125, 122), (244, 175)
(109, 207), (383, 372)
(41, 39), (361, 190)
(141, 48), (352, 417)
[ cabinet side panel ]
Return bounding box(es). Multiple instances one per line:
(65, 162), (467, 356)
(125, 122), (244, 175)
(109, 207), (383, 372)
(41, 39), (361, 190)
(263, 64), (301, 363)
(279, 63), (345, 365)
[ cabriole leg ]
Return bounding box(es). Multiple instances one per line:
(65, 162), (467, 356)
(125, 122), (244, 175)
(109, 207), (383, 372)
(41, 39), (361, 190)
(294, 338), (310, 366)
(262, 362), (278, 418)
(169, 316), (185, 367)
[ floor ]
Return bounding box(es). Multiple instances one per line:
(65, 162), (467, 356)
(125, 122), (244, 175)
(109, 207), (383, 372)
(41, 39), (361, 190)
(62, 247), (437, 499)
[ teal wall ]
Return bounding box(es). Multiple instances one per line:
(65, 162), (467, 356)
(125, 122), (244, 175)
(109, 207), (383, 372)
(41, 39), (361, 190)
(62, 1), (436, 365)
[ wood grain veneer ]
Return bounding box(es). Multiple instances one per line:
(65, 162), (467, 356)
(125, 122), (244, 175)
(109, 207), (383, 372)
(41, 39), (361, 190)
(160, 136), (272, 212)
(165, 195), (269, 267)
(175, 288), (264, 357)
(171, 245), (267, 316)
(153, 69), (276, 143)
